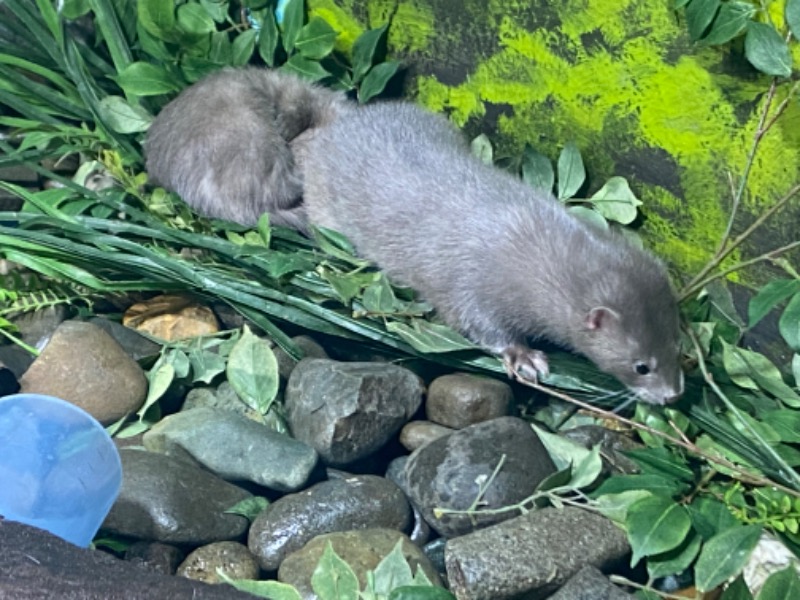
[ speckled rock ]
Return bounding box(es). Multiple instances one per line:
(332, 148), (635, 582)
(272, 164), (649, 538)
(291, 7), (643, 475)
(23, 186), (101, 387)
(19, 320), (147, 425)
(404, 416), (556, 537)
(274, 335), (329, 380)
(548, 565), (633, 599)
(399, 420), (455, 451)
(249, 474), (411, 571)
(278, 529), (442, 598)
(285, 358), (424, 466)
(143, 407), (318, 491)
(444, 507), (631, 600)
(102, 449), (251, 545)
(177, 541), (260, 584)
(182, 382), (263, 422)
(426, 373), (512, 429)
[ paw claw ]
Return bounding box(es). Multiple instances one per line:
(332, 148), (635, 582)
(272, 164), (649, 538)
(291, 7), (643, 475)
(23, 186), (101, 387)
(500, 345), (550, 384)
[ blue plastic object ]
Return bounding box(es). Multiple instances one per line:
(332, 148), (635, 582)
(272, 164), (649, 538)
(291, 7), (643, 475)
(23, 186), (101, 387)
(0, 393), (122, 547)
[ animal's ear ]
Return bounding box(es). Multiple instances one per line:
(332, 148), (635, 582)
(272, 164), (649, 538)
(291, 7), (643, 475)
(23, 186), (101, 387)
(585, 307), (620, 331)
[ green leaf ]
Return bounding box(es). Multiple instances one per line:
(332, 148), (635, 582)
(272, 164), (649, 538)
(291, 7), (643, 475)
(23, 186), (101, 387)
(232, 29), (258, 66)
(361, 276), (398, 314)
(688, 496), (740, 540)
(761, 409), (800, 443)
(556, 142), (585, 200)
(280, 0), (305, 52)
(720, 340), (800, 407)
(61, 0), (91, 19)
(139, 359), (175, 420)
(388, 587), (456, 600)
(685, 0), (721, 40)
(647, 530), (702, 580)
(701, 2), (755, 45)
(358, 61), (400, 104)
(311, 542), (360, 600)
(788, 0), (800, 41)
(280, 54), (331, 82)
(115, 62), (181, 96)
(470, 134), (493, 165)
(98, 96), (152, 134)
(593, 490), (652, 525)
(721, 576), (754, 600)
(373, 541), (414, 596)
(748, 280), (800, 328)
(568, 206), (608, 230)
(226, 325), (280, 414)
(225, 496), (270, 521)
(386, 319), (477, 353)
(625, 447), (695, 482)
(592, 473), (688, 498)
(218, 573), (303, 600)
(188, 349), (226, 384)
(757, 566), (800, 600)
(779, 292), (800, 351)
(352, 23), (388, 82)
(521, 145), (554, 194)
(625, 496), (692, 565)
(199, 0), (229, 23)
(176, 2), (216, 36)
(294, 17), (337, 60)
(694, 524), (762, 593)
(258, 9), (280, 66)
(138, 0), (178, 42)
(744, 22), (792, 78)
(587, 176), (642, 225)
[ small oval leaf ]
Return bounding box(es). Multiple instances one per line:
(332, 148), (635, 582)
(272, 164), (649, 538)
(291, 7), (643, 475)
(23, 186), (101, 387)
(744, 22), (792, 77)
(694, 524), (762, 592)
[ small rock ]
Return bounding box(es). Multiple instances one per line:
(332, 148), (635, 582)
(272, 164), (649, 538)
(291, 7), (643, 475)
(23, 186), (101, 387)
(0, 343), (34, 378)
(19, 320), (147, 425)
(12, 305), (68, 350)
(143, 407), (318, 491)
(384, 457), (431, 546)
(89, 317), (161, 361)
(249, 474), (411, 571)
(278, 529), (442, 597)
(285, 358), (423, 466)
(404, 416), (556, 537)
(0, 363), (19, 396)
(177, 541), (260, 584)
(125, 541), (185, 575)
(548, 565), (634, 599)
(426, 373), (512, 429)
(0, 520), (258, 599)
(274, 335), (329, 380)
(399, 420), (454, 451)
(103, 449), (251, 545)
(444, 507), (630, 600)
(183, 383), (263, 422)
(122, 294), (219, 341)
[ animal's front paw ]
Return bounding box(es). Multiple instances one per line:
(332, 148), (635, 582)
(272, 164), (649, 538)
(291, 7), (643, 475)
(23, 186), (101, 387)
(500, 344), (550, 383)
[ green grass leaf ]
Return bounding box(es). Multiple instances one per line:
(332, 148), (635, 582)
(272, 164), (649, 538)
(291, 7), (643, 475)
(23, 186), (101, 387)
(386, 320), (477, 353)
(694, 524), (762, 593)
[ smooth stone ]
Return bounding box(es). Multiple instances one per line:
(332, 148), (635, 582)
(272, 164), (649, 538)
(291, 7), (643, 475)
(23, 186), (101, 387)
(12, 305), (68, 350)
(0, 363), (19, 396)
(384, 456), (430, 546)
(89, 317), (161, 361)
(124, 542), (185, 575)
(0, 520), (257, 600)
(177, 541), (260, 584)
(285, 358), (423, 466)
(143, 407), (318, 491)
(248, 474), (411, 571)
(548, 565), (634, 599)
(444, 507), (630, 600)
(274, 335), (329, 380)
(426, 373), (512, 429)
(404, 416), (556, 537)
(183, 383), (264, 422)
(0, 343), (34, 378)
(19, 320), (147, 424)
(103, 449), (251, 545)
(399, 420), (454, 451)
(278, 529), (442, 597)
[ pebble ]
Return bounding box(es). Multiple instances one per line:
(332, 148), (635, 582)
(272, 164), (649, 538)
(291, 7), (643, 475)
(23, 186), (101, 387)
(125, 541), (185, 575)
(273, 334), (329, 380)
(177, 541), (260, 584)
(183, 382), (264, 422)
(399, 420), (454, 451)
(426, 373), (512, 429)
(403, 416), (557, 537)
(102, 448), (251, 545)
(547, 565), (634, 599)
(19, 320), (147, 424)
(248, 474), (411, 571)
(285, 358), (424, 466)
(90, 316), (161, 361)
(444, 506), (631, 600)
(13, 305), (68, 350)
(143, 406), (319, 491)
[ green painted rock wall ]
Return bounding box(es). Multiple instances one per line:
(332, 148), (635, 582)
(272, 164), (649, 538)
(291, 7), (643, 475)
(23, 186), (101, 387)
(309, 0), (800, 282)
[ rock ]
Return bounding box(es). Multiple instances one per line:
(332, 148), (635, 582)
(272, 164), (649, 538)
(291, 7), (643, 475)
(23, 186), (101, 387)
(102, 449), (251, 545)
(399, 420), (454, 451)
(122, 294), (219, 341)
(404, 416), (556, 537)
(384, 456), (431, 546)
(0, 342), (34, 378)
(249, 474), (411, 571)
(444, 507), (630, 600)
(285, 358), (424, 466)
(274, 335), (329, 380)
(548, 565), (634, 599)
(19, 320), (147, 425)
(89, 317), (161, 361)
(143, 407), (318, 491)
(177, 541), (260, 584)
(426, 373), (512, 429)
(0, 362), (19, 396)
(124, 541), (185, 575)
(183, 383), (263, 422)
(12, 305), (68, 350)
(278, 529), (442, 597)
(0, 520), (258, 599)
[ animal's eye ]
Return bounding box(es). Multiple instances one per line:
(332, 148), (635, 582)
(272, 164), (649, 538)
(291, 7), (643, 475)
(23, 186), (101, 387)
(634, 362), (650, 375)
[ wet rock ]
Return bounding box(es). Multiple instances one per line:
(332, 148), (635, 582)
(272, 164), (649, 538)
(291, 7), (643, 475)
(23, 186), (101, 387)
(278, 529), (442, 597)
(0, 520), (257, 599)
(426, 373), (512, 429)
(13, 305), (68, 350)
(89, 317), (161, 361)
(274, 335), (329, 380)
(125, 541), (185, 575)
(143, 407), (318, 491)
(548, 565), (633, 599)
(404, 416), (556, 537)
(19, 320), (147, 424)
(0, 343), (33, 379)
(423, 538), (448, 583)
(384, 456), (431, 546)
(285, 358), (424, 466)
(444, 507), (630, 600)
(399, 420), (454, 451)
(103, 449), (251, 545)
(249, 474), (411, 571)
(177, 541), (260, 584)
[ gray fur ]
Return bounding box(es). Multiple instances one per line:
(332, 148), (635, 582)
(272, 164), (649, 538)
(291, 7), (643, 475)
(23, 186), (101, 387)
(145, 69), (684, 404)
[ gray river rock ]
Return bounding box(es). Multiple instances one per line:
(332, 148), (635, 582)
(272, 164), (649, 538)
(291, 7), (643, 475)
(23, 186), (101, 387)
(425, 372), (513, 429)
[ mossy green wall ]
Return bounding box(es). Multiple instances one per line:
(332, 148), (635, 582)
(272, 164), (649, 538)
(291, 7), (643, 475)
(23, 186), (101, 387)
(308, 0), (800, 282)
